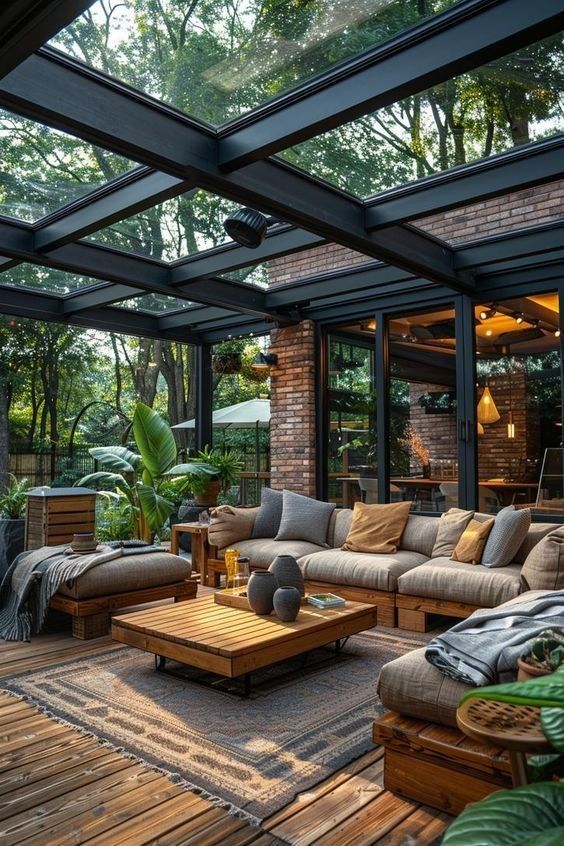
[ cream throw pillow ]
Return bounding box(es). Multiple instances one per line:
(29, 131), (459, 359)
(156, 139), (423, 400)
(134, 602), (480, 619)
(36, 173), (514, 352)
(208, 505), (258, 551)
(451, 518), (495, 565)
(431, 508), (475, 558)
(342, 501), (412, 554)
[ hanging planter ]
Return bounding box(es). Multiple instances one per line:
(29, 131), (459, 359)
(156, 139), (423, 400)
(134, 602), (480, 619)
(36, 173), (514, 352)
(211, 352), (242, 374)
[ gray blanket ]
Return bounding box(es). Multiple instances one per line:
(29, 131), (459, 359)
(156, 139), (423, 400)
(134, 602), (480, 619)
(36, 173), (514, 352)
(425, 590), (564, 686)
(0, 544), (162, 642)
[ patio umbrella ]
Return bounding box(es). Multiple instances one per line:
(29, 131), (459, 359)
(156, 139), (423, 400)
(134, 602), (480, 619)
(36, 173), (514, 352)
(173, 398), (270, 473)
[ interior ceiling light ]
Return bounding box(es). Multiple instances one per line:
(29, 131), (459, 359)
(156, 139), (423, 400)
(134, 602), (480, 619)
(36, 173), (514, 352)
(479, 304), (498, 321)
(477, 385), (501, 425)
(513, 312), (524, 324)
(556, 329), (561, 338)
(224, 207), (268, 248)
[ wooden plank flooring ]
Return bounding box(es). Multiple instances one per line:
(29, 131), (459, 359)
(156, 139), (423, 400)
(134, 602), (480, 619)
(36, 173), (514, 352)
(0, 603), (451, 845)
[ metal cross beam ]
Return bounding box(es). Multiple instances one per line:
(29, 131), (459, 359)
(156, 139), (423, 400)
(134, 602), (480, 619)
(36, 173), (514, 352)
(0, 51), (470, 291)
(218, 0), (564, 169)
(0, 0), (93, 79)
(0, 219), (292, 322)
(365, 137), (564, 228)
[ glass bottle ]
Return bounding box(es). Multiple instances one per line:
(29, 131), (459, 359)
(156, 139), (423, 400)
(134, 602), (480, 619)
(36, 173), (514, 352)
(233, 556), (250, 591)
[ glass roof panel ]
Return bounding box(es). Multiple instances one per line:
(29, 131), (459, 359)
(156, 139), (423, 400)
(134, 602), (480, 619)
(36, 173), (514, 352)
(280, 33), (564, 198)
(84, 190), (238, 262)
(0, 108), (134, 223)
(414, 178), (564, 244)
(0, 264), (107, 295)
(223, 265), (269, 289)
(114, 293), (195, 313)
(50, 0), (461, 127)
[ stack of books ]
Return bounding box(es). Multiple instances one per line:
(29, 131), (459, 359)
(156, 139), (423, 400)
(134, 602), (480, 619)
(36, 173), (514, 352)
(307, 593), (345, 609)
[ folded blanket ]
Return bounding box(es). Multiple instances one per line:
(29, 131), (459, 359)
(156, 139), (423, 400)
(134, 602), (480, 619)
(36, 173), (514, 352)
(425, 590), (564, 686)
(0, 544), (163, 642)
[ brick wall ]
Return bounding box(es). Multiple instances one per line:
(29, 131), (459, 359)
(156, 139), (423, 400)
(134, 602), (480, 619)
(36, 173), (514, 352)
(408, 383), (458, 474)
(268, 320), (317, 495)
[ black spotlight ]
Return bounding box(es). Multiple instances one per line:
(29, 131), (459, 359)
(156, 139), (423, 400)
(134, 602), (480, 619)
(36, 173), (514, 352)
(223, 207), (268, 248)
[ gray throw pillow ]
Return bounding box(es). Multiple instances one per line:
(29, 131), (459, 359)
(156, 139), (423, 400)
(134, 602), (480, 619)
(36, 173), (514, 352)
(481, 505), (531, 568)
(251, 488), (284, 538)
(275, 490), (336, 547)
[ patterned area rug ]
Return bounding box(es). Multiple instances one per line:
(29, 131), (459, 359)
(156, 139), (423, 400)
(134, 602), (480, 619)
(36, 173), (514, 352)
(2, 627), (427, 822)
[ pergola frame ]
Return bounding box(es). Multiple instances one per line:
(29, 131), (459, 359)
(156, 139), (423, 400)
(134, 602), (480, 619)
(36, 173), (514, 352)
(0, 0), (561, 344)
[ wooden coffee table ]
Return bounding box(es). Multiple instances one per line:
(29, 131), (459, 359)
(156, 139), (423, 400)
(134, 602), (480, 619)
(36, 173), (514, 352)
(112, 595), (379, 695)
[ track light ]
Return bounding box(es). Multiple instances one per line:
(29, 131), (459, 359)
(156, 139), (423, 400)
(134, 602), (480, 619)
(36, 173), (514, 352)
(513, 312), (524, 324)
(479, 304), (497, 321)
(223, 207), (268, 248)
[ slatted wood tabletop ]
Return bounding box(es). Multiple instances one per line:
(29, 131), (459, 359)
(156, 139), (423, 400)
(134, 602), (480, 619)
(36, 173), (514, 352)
(112, 595), (380, 678)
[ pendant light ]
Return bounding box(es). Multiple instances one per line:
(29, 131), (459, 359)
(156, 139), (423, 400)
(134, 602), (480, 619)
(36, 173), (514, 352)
(477, 384), (500, 424)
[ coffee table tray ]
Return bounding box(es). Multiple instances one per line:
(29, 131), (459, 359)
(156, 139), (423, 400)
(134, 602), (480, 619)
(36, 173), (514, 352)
(214, 586), (309, 611)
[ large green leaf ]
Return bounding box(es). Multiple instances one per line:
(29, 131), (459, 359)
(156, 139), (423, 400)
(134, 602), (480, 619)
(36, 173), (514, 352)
(460, 666), (564, 710)
(442, 782), (564, 845)
(136, 483), (174, 532)
(166, 462), (217, 478)
(541, 708), (564, 752)
(132, 403), (177, 478)
(77, 472), (133, 504)
(89, 446), (142, 475)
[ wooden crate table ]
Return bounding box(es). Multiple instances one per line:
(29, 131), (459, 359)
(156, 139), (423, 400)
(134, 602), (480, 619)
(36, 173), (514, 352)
(170, 522), (209, 583)
(112, 595), (378, 696)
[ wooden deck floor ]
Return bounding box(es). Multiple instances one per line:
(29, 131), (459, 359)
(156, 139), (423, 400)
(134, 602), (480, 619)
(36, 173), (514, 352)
(0, 609), (451, 845)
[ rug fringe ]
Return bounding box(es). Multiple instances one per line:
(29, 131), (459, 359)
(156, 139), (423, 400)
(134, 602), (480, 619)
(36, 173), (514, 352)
(0, 688), (262, 828)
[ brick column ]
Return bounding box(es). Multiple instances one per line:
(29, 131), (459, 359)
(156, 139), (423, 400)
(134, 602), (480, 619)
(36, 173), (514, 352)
(268, 320), (317, 496)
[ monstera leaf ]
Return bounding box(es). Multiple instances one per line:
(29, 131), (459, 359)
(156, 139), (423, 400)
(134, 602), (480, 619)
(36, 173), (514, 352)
(132, 403), (177, 479)
(442, 782), (564, 845)
(136, 483), (174, 532)
(88, 446), (142, 475)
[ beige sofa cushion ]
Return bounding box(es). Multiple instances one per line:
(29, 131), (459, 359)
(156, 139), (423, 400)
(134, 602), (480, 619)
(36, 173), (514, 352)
(377, 590), (556, 726)
(299, 547), (427, 592)
(208, 506), (258, 550)
(400, 515), (439, 558)
(431, 508), (474, 558)
(377, 647), (466, 727)
(514, 523), (558, 564)
(222, 538), (324, 569)
(397, 557), (522, 607)
(57, 551), (192, 599)
(520, 528), (564, 592)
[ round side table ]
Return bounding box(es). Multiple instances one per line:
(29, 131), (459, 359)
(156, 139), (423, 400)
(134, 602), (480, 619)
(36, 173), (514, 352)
(457, 697), (552, 787)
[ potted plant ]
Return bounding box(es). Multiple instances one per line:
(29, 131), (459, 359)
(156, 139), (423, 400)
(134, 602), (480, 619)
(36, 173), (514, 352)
(211, 339), (244, 374)
(517, 629), (564, 681)
(0, 474), (29, 579)
(78, 402), (186, 542)
(165, 445), (243, 507)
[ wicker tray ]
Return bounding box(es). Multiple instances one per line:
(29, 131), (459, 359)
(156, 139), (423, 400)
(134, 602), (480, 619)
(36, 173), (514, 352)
(214, 586), (309, 611)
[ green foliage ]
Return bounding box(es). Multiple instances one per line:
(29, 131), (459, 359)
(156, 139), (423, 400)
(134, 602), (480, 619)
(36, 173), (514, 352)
(96, 493), (136, 541)
(0, 474), (29, 519)
(167, 445), (243, 496)
(526, 629), (564, 673)
(77, 402), (179, 538)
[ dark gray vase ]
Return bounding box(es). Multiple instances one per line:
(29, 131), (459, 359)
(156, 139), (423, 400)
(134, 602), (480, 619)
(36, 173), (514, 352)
(247, 570), (278, 615)
(273, 586), (301, 622)
(0, 518), (24, 583)
(269, 554), (305, 596)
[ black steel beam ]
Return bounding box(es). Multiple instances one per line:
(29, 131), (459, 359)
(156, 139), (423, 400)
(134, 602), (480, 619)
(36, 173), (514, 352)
(0, 0), (93, 79)
(0, 219), (289, 321)
(35, 170), (191, 251)
(365, 137), (564, 228)
(0, 51), (470, 290)
(218, 0), (564, 169)
(455, 220), (564, 270)
(171, 226), (324, 285)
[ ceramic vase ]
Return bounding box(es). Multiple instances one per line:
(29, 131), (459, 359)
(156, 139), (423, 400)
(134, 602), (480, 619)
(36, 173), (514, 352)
(269, 554), (305, 596)
(273, 586), (301, 622)
(246, 570), (278, 615)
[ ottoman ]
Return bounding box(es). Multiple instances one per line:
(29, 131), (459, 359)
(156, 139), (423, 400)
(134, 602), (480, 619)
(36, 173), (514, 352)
(51, 550), (196, 639)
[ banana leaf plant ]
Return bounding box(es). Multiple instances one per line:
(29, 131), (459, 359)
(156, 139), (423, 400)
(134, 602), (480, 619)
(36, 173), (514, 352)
(77, 402), (212, 541)
(443, 666), (564, 845)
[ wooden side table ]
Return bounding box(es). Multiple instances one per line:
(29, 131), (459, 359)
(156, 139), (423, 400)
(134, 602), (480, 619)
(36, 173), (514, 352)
(457, 697), (552, 786)
(171, 522), (209, 584)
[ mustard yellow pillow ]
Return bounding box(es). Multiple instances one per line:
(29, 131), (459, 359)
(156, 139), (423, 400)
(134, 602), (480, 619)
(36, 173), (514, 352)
(342, 501), (412, 554)
(451, 518), (495, 565)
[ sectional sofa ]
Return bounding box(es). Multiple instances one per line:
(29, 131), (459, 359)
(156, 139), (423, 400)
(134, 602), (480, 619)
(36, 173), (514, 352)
(207, 504), (558, 629)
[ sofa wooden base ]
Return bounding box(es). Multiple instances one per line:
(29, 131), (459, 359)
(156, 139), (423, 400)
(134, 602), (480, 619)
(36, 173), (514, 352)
(396, 594), (481, 632)
(373, 712), (512, 814)
(50, 580), (197, 640)
(305, 580), (396, 627)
